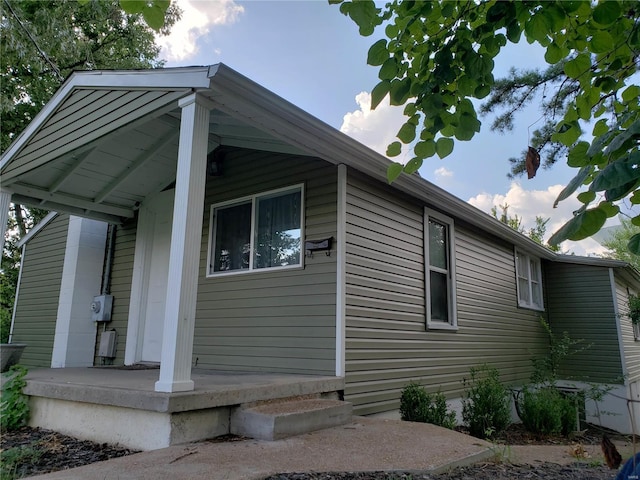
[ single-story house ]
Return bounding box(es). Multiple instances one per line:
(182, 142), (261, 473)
(1, 65), (639, 447)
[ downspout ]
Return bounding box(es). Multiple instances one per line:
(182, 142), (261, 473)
(8, 244), (26, 343)
(101, 224), (117, 295)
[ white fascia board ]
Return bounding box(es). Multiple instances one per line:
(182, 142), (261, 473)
(71, 66), (211, 89)
(208, 63), (555, 261)
(0, 66), (212, 171)
(553, 254), (628, 268)
(17, 211), (59, 248)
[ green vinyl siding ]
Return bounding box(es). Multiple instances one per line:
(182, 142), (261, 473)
(192, 148), (337, 374)
(615, 276), (640, 383)
(545, 263), (623, 383)
(11, 214), (69, 367)
(94, 220), (137, 365)
(344, 172), (547, 415)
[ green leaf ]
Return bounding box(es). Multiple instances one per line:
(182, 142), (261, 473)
(389, 78), (411, 106)
(623, 85), (640, 104)
(379, 58), (398, 80)
(564, 54), (591, 79)
(598, 201), (620, 218)
(577, 190), (596, 204)
(567, 141), (590, 167)
(631, 191), (640, 205)
(605, 179), (639, 202)
(404, 157), (422, 174)
(554, 166), (593, 208)
(436, 137), (454, 159)
(455, 113), (481, 141)
(589, 31), (614, 54)
(593, 1), (621, 26)
(387, 162), (403, 183)
(367, 39), (389, 66)
(591, 152), (640, 192)
(549, 207), (607, 244)
(592, 119), (609, 137)
(552, 121), (581, 146)
(628, 234), (640, 256)
(414, 140), (436, 159)
(632, 215), (640, 227)
(143, 4), (166, 30)
(397, 122), (416, 143)
(386, 141), (402, 157)
(346, 0), (380, 36)
(370, 81), (390, 110)
(506, 19), (522, 43)
(525, 12), (551, 43)
(120, 0), (145, 14)
(544, 42), (565, 64)
(604, 119), (640, 156)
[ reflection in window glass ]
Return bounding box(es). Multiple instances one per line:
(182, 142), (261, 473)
(212, 202), (251, 272)
(426, 211), (456, 328)
(209, 186), (303, 275)
(255, 191), (301, 269)
(430, 271), (448, 322)
(429, 219), (447, 270)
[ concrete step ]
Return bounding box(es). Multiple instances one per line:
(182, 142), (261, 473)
(230, 397), (352, 440)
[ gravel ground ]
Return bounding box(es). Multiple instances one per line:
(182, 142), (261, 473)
(0, 427), (138, 478)
(0, 425), (629, 480)
(263, 463), (617, 480)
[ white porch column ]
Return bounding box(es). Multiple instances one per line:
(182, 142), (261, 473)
(51, 217), (108, 367)
(0, 188), (12, 256)
(155, 94), (210, 393)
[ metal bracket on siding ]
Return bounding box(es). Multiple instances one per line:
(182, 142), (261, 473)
(305, 237), (333, 257)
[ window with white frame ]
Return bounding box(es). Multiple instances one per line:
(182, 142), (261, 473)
(515, 250), (544, 310)
(208, 185), (303, 276)
(425, 208), (457, 329)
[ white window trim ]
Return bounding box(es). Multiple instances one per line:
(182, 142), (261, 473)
(515, 249), (544, 311)
(206, 183), (305, 277)
(424, 208), (458, 331)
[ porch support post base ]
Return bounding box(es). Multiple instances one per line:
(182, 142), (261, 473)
(155, 93), (210, 393)
(154, 379), (195, 393)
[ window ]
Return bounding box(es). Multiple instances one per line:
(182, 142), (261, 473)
(425, 208), (457, 329)
(515, 250), (544, 310)
(208, 185), (303, 276)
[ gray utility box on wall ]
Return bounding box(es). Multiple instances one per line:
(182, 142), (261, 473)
(98, 330), (117, 358)
(91, 294), (113, 322)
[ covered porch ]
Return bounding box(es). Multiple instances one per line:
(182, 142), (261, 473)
(22, 367), (347, 450)
(0, 64), (362, 394)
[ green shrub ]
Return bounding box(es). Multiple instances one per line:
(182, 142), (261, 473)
(518, 386), (577, 436)
(1, 365), (30, 431)
(400, 382), (457, 429)
(0, 306), (11, 344)
(462, 365), (511, 439)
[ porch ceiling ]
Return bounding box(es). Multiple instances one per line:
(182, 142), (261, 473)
(0, 67), (307, 224)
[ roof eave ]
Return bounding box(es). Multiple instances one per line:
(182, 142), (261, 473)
(207, 64), (555, 260)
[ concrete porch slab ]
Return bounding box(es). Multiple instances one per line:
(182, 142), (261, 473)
(23, 367), (344, 412)
(20, 368), (345, 450)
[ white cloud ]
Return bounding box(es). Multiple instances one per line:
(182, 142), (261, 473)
(434, 167), (453, 178)
(340, 92), (407, 157)
(156, 0), (244, 62)
(468, 182), (611, 256)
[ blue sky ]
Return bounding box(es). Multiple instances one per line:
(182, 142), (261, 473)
(157, 0), (620, 255)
